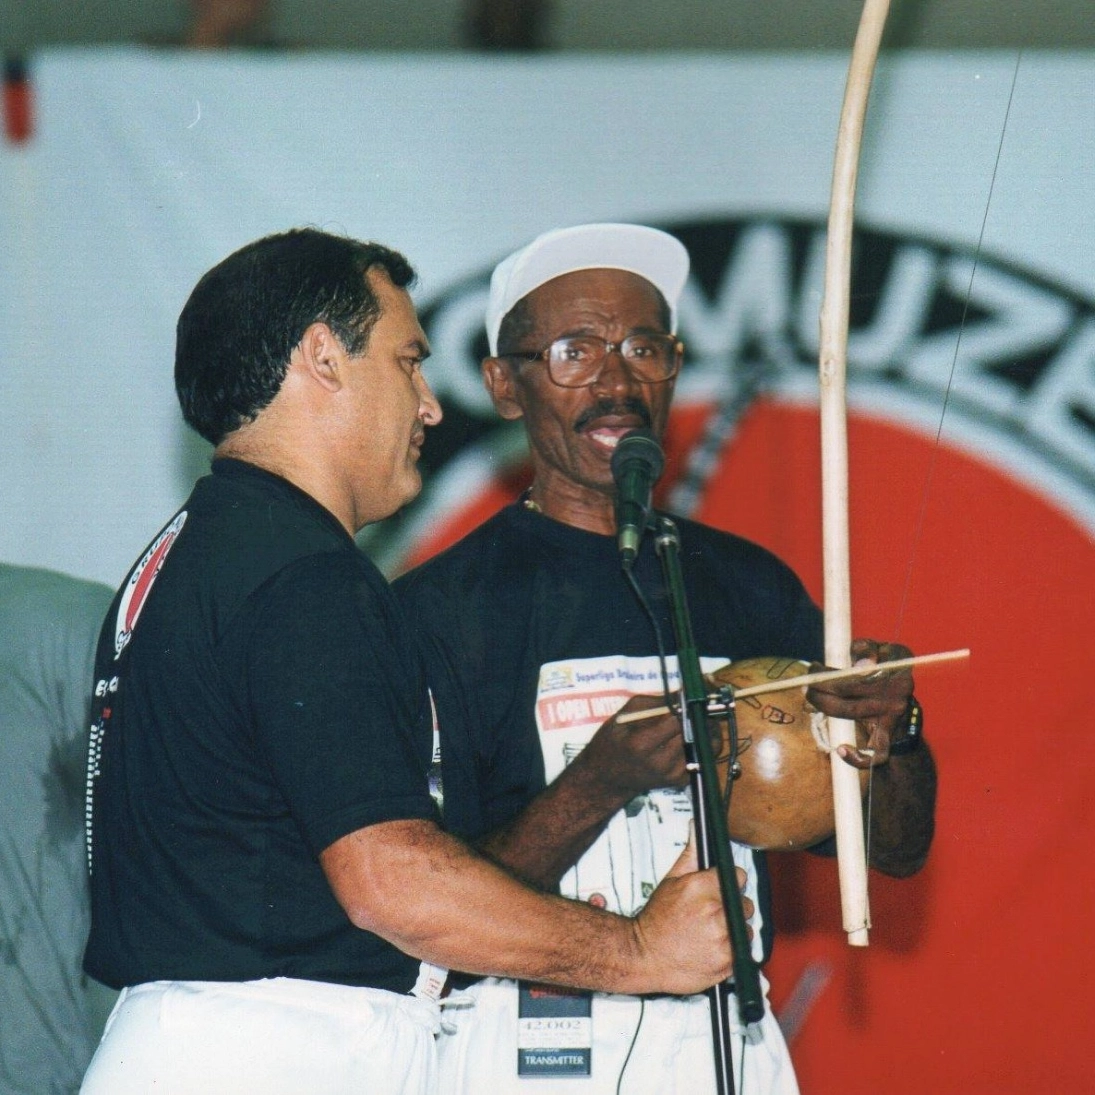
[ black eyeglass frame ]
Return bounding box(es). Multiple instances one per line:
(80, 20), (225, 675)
(499, 333), (684, 389)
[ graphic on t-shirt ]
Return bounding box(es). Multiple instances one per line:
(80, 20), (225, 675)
(113, 511), (187, 658)
(88, 510), (187, 874)
(427, 689), (443, 813)
(535, 653), (764, 960)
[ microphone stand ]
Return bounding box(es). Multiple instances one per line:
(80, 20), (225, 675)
(650, 514), (765, 1095)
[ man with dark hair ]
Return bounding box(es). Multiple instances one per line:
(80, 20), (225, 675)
(174, 230), (416, 446)
(80, 228), (736, 1095)
(395, 223), (937, 1094)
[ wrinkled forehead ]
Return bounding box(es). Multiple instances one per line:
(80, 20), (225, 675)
(517, 268), (670, 335)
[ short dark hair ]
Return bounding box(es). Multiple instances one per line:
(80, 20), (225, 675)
(175, 228), (416, 445)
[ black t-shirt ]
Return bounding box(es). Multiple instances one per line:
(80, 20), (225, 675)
(395, 502), (825, 963)
(84, 459), (437, 992)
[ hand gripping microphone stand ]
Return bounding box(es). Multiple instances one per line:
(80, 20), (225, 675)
(610, 433), (763, 1095)
(652, 515), (765, 1095)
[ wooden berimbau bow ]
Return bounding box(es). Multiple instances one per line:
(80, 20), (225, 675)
(818, 0), (892, 947)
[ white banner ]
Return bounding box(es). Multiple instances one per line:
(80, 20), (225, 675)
(2, 47), (1093, 1094)
(0, 49), (1091, 584)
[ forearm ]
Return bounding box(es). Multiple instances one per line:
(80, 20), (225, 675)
(479, 699), (689, 888)
(321, 818), (721, 996)
(809, 640), (937, 877)
(866, 742), (937, 877)
(478, 761), (631, 890)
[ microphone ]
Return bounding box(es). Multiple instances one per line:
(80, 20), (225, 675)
(610, 429), (665, 566)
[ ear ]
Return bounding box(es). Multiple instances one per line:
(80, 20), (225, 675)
(482, 357), (525, 421)
(295, 322), (346, 393)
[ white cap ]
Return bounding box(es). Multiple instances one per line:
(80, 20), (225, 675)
(485, 223), (690, 355)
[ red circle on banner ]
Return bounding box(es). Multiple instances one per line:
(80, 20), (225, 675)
(688, 399), (1094, 1095)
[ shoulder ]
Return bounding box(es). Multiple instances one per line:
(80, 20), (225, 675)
(0, 566), (113, 723)
(189, 463), (348, 558)
(238, 548), (420, 684)
(176, 465), (359, 614)
(667, 516), (822, 658)
(673, 515), (804, 583)
(0, 564), (113, 634)
(395, 506), (524, 600)
(393, 506), (547, 669)
(671, 516), (820, 639)
(253, 547), (387, 621)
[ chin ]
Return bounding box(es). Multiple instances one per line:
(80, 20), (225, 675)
(399, 471), (424, 505)
(362, 475), (422, 526)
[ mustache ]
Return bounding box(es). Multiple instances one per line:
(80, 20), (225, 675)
(573, 398), (653, 433)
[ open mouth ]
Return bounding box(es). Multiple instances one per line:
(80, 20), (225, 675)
(575, 401), (652, 453)
(586, 426), (636, 451)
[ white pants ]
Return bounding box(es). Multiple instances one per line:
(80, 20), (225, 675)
(438, 977), (799, 1095)
(80, 977), (441, 1095)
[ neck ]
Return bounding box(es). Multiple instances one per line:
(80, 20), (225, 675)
(526, 475), (616, 537)
(215, 429), (356, 536)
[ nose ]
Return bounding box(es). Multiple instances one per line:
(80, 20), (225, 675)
(589, 343), (639, 397)
(416, 370), (443, 426)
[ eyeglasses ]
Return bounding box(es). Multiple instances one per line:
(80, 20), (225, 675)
(501, 334), (683, 388)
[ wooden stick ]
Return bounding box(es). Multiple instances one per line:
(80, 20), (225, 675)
(615, 648), (969, 724)
(818, 0), (892, 948)
(738, 648), (967, 698)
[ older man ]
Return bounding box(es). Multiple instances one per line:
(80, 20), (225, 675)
(79, 228), (735, 1095)
(395, 223), (937, 1094)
